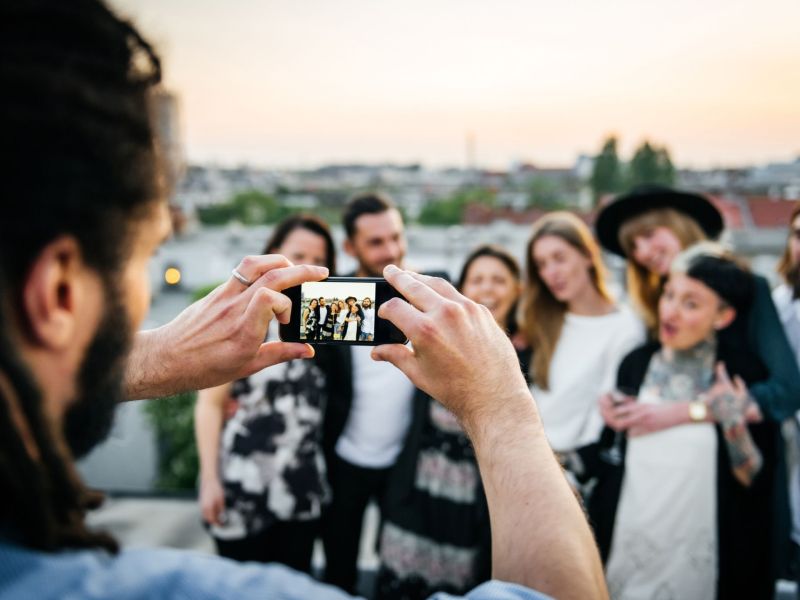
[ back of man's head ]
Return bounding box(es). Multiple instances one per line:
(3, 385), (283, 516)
(0, 0), (163, 554)
(342, 191), (397, 239)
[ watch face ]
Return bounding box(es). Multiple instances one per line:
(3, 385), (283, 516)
(690, 402), (707, 421)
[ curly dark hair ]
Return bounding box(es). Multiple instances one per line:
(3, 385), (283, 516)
(0, 0), (164, 553)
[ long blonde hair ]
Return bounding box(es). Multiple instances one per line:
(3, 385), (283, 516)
(522, 212), (613, 390)
(618, 208), (707, 330)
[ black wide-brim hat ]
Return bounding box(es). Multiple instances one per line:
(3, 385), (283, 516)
(595, 184), (724, 257)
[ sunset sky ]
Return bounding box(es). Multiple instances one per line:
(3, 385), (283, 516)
(113, 0), (800, 169)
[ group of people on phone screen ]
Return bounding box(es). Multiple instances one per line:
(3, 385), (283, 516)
(303, 296), (375, 342)
(195, 188), (800, 600)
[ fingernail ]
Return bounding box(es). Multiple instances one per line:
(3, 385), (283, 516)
(377, 298), (393, 315)
(385, 264), (400, 274)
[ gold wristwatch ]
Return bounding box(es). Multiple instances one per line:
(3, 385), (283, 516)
(688, 400), (708, 422)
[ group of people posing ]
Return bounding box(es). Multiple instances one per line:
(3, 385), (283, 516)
(303, 296), (375, 342)
(195, 187), (800, 600)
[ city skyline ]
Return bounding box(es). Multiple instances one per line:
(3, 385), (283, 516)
(113, 0), (800, 170)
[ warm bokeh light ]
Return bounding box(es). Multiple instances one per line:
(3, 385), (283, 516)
(112, 0), (800, 168)
(164, 267), (182, 285)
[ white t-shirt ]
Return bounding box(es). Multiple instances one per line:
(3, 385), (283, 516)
(531, 305), (645, 452)
(361, 307), (375, 335)
(335, 347), (415, 468)
(319, 306), (328, 325)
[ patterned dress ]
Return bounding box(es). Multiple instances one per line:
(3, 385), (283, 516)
(304, 308), (318, 341)
(210, 354), (330, 541)
(375, 400), (491, 600)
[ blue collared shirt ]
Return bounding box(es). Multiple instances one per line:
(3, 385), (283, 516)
(0, 540), (551, 600)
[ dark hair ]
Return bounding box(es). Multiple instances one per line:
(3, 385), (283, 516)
(263, 214), (336, 273)
(343, 191), (397, 239)
(685, 255), (754, 316)
(458, 244), (522, 333)
(0, 0), (163, 553)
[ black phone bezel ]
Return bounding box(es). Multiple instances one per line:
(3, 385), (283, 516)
(279, 276), (408, 346)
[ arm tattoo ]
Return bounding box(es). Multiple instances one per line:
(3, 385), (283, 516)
(722, 420), (762, 487)
(708, 390), (762, 487)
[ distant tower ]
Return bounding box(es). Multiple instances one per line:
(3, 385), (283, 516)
(152, 89), (189, 233)
(466, 131), (477, 182)
(152, 89), (186, 194)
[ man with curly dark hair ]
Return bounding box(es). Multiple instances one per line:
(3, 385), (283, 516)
(0, 2), (606, 599)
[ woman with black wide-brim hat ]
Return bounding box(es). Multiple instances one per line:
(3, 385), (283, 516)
(594, 183), (800, 423)
(595, 184), (723, 328)
(589, 184), (800, 597)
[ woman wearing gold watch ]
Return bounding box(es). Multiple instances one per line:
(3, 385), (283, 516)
(585, 245), (786, 600)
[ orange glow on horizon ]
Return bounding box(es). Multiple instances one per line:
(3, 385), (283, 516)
(114, 0), (800, 168)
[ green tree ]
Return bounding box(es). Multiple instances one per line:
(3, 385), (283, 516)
(196, 203), (236, 225)
(590, 136), (623, 202)
(196, 190), (290, 225)
(144, 391), (199, 491)
(418, 187), (495, 225)
(628, 141), (675, 187)
(526, 176), (564, 209)
(655, 147), (676, 185)
(231, 190), (284, 224)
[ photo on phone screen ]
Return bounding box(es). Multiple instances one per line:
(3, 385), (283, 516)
(300, 280), (376, 342)
(280, 277), (408, 346)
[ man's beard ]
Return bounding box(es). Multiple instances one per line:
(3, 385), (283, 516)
(64, 285), (132, 459)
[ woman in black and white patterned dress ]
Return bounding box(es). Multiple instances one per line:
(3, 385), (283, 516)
(376, 245), (528, 600)
(195, 215), (335, 573)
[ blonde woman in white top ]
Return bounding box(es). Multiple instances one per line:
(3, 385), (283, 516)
(521, 212), (644, 468)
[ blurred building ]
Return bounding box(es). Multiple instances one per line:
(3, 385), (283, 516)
(152, 89), (185, 193)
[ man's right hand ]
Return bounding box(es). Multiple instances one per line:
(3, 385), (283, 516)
(372, 265), (530, 429)
(372, 264), (608, 599)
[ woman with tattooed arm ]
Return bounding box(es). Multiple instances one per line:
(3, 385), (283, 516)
(589, 245), (785, 600)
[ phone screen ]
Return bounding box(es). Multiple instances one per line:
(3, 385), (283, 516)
(280, 277), (407, 346)
(300, 280), (377, 342)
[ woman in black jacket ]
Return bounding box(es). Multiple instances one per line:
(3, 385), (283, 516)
(586, 245), (787, 600)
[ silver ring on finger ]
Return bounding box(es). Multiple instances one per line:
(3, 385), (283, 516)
(231, 268), (253, 287)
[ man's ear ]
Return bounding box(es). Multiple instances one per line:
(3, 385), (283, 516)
(713, 305), (736, 331)
(343, 237), (356, 260)
(22, 236), (90, 350)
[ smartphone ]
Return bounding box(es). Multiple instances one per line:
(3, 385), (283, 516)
(279, 277), (408, 346)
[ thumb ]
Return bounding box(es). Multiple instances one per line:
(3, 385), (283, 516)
(252, 341), (314, 371)
(372, 344), (419, 381)
(715, 361), (732, 385)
